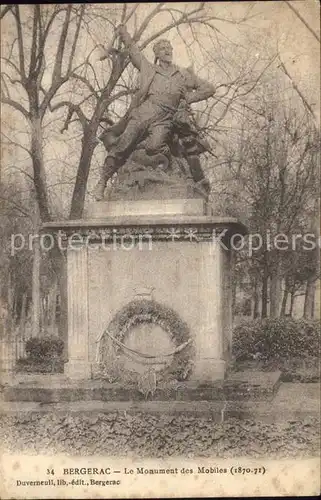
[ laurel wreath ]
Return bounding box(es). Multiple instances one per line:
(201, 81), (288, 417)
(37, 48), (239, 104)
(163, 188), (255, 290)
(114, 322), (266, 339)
(94, 299), (195, 387)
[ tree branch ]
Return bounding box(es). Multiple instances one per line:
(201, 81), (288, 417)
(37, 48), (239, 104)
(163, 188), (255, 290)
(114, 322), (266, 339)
(278, 59), (318, 126)
(284, 1), (320, 43)
(134, 3), (165, 41)
(70, 72), (98, 97)
(67, 4), (85, 74)
(50, 101), (89, 131)
(52, 5), (71, 82)
(139, 8), (209, 51)
(39, 7), (88, 116)
(124, 3), (139, 24)
(29, 5), (39, 79)
(0, 5), (12, 20)
(42, 5), (68, 42)
(105, 88), (133, 106)
(1, 96), (29, 119)
(0, 194), (32, 219)
(12, 6), (26, 81)
(1, 132), (32, 157)
(0, 56), (20, 76)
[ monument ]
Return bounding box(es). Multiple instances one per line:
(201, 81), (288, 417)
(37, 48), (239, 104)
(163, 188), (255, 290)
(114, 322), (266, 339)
(43, 24), (247, 391)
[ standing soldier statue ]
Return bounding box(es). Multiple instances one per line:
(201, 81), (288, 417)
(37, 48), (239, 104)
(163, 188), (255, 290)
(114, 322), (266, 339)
(94, 24), (216, 201)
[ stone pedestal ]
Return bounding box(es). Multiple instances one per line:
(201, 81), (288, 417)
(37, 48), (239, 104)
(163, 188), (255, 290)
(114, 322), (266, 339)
(43, 201), (246, 383)
(64, 245), (91, 380)
(86, 198), (210, 217)
(193, 240), (225, 381)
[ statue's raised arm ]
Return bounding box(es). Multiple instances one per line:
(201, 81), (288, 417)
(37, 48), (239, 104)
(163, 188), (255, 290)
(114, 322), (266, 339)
(117, 24), (149, 71)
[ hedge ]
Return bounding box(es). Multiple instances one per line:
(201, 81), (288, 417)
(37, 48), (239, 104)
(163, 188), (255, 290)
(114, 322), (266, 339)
(232, 318), (320, 361)
(15, 358), (64, 373)
(25, 336), (64, 360)
(16, 336), (64, 373)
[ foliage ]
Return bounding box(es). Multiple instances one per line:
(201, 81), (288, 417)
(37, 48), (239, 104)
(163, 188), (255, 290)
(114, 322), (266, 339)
(1, 412), (319, 458)
(137, 369), (157, 400)
(232, 318), (320, 361)
(107, 299), (191, 345)
(97, 299), (194, 383)
(25, 335), (64, 361)
(15, 357), (63, 374)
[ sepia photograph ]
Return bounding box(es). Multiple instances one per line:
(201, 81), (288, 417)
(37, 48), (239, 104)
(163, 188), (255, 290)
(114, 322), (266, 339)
(0, 1), (320, 498)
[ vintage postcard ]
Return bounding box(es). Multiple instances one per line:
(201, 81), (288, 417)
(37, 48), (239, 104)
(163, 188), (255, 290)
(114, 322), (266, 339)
(0, 1), (320, 498)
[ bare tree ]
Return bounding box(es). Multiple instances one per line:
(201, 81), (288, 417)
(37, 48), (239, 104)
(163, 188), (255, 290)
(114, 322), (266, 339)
(1, 4), (86, 221)
(219, 78), (319, 318)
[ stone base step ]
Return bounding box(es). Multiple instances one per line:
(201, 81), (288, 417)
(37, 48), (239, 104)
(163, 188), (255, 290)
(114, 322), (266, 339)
(2, 371), (281, 403)
(1, 397), (319, 424)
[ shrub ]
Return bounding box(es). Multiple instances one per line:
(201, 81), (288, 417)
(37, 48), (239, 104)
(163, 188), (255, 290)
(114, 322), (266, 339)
(25, 336), (64, 361)
(15, 357), (64, 373)
(232, 318), (320, 361)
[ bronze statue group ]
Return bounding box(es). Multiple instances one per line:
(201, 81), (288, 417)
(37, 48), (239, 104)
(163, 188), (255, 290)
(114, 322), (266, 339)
(95, 24), (216, 201)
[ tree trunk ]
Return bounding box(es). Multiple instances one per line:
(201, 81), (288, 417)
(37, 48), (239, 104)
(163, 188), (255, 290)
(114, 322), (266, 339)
(289, 292), (296, 317)
(261, 256), (269, 318)
(69, 136), (96, 219)
(231, 273), (237, 316)
(31, 234), (41, 337)
(252, 277), (260, 318)
(30, 117), (51, 222)
(19, 293), (27, 337)
(30, 200), (42, 337)
(46, 280), (58, 334)
(303, 198), (320, 319)
(270, 258), (281, 317)
(6, 269), (14, 335)
(303, 279), (316, 319)
(280, 287), (289, 316)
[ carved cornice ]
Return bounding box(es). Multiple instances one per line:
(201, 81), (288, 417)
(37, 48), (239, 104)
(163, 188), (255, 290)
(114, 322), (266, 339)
(41, 216), (247, 249)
